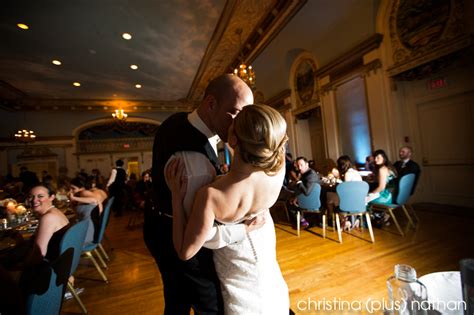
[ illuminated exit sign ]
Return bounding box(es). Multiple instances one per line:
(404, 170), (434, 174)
(427, 77), (447, 90)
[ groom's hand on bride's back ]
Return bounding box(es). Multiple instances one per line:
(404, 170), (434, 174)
(244, 213), (266, 233)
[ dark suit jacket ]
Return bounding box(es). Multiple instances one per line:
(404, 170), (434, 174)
(393, 159), (421, 194)
(294, 169), (320, 196)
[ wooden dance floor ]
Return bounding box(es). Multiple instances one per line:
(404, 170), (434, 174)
(61, 204), (474, 314)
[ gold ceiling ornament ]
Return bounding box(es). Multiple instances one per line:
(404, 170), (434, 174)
(112, 108), (128, 121)
(14, 129), (36, 143)
(232, 28), (255, 89)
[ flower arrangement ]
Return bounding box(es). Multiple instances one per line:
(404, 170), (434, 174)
(0, 199), (27, 216)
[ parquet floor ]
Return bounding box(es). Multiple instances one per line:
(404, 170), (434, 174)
(61, 204), (474, 314)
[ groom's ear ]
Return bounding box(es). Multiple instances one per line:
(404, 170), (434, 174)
(203, 94), (217, 111)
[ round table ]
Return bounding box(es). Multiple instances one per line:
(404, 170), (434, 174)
(418, 271), (464, 315)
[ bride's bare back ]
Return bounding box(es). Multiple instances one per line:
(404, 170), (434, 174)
(207, 167), (285, 223)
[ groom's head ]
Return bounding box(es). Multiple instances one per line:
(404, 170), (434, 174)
(197, 74), (253, 141)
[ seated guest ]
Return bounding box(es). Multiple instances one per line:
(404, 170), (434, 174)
(364, 155), (375, 173)
(393, 146), (421, 194)
(28, 184), (70, 263)
(288, 156), (320, 228)
(367, 150), (397, 205)
(12, 184), (71, 298)
(327, 155), (362, 230)
(134, 170), (152, 209)
(69, 177), (107, 244)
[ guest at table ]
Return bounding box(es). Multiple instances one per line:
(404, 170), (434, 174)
(69, 177), (107, 244)
(393, 146), (421, 195)
(326, 155), (362, 230)
(24, 184), (70, 265)
(134, 170), (152, 210)
(19, 166), (39, 195)
(288, 156), (320, 228)
(367, 149), (397, 205)
(364, 155), (375, 172)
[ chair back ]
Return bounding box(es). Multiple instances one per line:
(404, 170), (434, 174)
(337, 181), (369, 213)
(95, 197), (114, 244)
(59, 219), (88, 276)
(25, 248), (73, 315)
(297, 183), (321, 211)
(396, 174), (415, 206)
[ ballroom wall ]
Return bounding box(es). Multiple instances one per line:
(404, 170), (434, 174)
(253, 0), (474, 207)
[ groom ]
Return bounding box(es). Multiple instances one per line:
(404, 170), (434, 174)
(144, 74), (258, 314)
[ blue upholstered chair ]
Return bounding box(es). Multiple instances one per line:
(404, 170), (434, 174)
(59, 219), (89, 314)
(25, 248), (73, 315)
(370, 174), (416, 236)
(295, 183), (325, 238)
(81, 197), (114, 283)
(336, 181), (373, 243)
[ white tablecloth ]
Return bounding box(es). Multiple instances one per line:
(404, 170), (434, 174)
(418, 271), (464, 315)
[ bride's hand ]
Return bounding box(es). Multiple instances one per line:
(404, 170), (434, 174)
(165, 157), (187, 200)
(245, 212), (266, 233)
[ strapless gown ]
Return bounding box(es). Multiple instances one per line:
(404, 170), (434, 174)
(169, 151), (289, 314)
(213, 210), (289, 315)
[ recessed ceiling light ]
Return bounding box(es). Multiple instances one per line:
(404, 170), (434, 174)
(130, 64), (138, 70)
(17, 23), (29, 30)
(133, 106), (138, 110)
(73, 82), (81, 87)
(122, 33), (132, 40)
(52, 60), (62, 66)
(135, 84), (142, 89)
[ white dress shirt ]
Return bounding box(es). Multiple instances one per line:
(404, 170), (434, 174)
(163, 112), (246, 249)
(188, 110), (221, 155)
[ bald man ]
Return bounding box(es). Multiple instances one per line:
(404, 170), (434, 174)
(393, 146), (421, 195)
(144, 74), (256, 314)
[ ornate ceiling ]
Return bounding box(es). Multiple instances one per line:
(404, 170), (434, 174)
(0, 0), (306, 113)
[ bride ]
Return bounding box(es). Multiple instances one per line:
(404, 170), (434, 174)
(165, 104), (289, 314)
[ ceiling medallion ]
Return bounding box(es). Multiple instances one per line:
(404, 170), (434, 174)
(232, 28), (256, 89)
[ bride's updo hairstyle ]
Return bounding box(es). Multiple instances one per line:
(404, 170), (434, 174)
(233, 104), (288, 175)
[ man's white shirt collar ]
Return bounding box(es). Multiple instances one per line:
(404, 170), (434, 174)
(188, 110), (220, 154)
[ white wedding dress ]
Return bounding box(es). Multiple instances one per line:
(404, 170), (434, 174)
(168, 151), (289, 315)
(213, 210), (289, 315)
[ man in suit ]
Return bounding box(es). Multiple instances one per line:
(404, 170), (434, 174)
(144, 74), (257, 315)
(393, 146), (421, 194)
(288, 156), (320, 228)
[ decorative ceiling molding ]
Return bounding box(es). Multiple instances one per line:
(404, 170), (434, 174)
(187, 0), (307, 101)
(0, 97), (198, 112)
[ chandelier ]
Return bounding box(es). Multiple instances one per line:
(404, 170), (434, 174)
(232, 28), (256, 89)
(14, 129), (36, 143)
(112, 109), (128, 121)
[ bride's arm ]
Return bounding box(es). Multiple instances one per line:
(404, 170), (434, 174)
(173, 188), (216, 260)
(166, 157), (216, 260)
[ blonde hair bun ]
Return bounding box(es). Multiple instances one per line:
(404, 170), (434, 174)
(234, 104), (288, 175)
